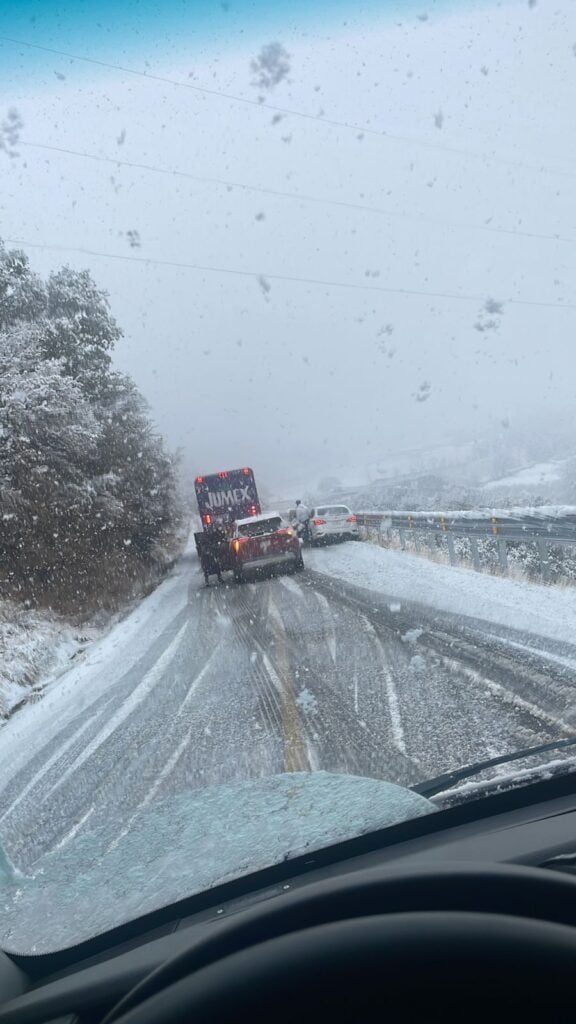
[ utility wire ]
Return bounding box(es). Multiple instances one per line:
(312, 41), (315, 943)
(2, 34), (575, 180)
(5, 237), (576, 311)
(21, 140), (576, 248)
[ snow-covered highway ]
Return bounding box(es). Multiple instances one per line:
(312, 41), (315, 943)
(2, 541), (576, 873)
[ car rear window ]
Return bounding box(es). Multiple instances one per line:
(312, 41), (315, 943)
(317, 506), (350, 516)
(238, 517), (282, 537)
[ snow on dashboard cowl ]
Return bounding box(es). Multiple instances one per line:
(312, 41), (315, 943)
(0, 772), (436, 954)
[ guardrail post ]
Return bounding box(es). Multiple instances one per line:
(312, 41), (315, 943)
(446, 534), (456, 566)
(398, 528), (406, 550)
(406, 516), (419, 552)
(470, 536), (481, 571)
(497, 538), (508, 574)
(537, 539), (549, 582)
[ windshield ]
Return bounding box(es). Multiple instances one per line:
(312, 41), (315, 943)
(2, 0), (576, 955)
(316, 507), (351, 516)
(237, 517), (282, 536)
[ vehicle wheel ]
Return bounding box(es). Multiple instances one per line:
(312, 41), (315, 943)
(295, 556), (305, 572)
(233, 569), (244, 584)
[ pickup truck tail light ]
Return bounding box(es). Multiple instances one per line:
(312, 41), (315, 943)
(313, 518), (326, 526)
(347, 515), (357, 523)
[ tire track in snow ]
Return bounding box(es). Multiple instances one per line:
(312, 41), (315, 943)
(313, 592), (337, 664)
(0, 706), (109, 825)
(359, 616), (407, 756)
(107, 728), (195, 853)
(271, 581), (415, 782)
(199, 584), (285, 779)
(47, 620), (189, 796)
(438, 654), (576, 737)
(216, 585), (283, 737)
(52, 805), (95, 853)
(420, 625), (576, 733)
(310, 572), (576, 767)
(278, 576), (307, 598)
(211, 584), (309, 772)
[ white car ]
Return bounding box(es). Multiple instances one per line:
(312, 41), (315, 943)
(309, 504), (359, 544)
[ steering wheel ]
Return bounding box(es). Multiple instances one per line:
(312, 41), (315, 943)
(105, 864), (576, 1022)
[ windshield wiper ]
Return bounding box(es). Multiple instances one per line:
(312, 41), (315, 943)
(412, 736), (576, 798)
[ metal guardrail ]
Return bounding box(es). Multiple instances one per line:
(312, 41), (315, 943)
(355, 509), (576, 579)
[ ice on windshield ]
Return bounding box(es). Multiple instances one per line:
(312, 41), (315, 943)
(1, 0), (576, 957)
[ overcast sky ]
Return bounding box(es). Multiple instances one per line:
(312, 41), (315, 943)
(1, 0), (576, 494)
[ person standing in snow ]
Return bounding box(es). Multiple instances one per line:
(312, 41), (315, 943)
(294, 499), (311, 544)
(200, 526), (226, 585)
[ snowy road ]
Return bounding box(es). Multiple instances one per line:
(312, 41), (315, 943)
(2, 544), (576, 870)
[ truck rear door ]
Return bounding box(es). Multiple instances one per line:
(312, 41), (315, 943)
(195, 467), (260, 527)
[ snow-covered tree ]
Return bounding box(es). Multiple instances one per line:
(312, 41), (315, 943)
(0, 242), (46, 330)
(42, 267), (121, 395)
(0, 240), (184, 611)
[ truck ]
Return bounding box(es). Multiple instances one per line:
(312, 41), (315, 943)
(194, 467), (261, 583)
(194, 467), (261, 529)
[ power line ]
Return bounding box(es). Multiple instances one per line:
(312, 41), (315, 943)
(5, 237), (576, 311)
(21, 140), (576, 248)
(2, 33), (574, 181)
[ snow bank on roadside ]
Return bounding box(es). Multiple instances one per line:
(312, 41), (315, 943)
(358, 504), (576, 520)
(0, 601), (102, 720)
(0, 527), (194, 725)
(0, 549), (193, 780)
(307, 542), (576, 646)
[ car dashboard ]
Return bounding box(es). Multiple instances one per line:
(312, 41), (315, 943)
(2, 775), (576, 1022)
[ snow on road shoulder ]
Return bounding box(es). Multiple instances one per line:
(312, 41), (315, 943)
(0, 600), (100, 720)
(0, 551), (194, 777)
(0, 528), (196, 728)
(307, 543), (576, 647)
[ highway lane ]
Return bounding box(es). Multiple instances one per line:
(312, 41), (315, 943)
(1, 547), (576, 871)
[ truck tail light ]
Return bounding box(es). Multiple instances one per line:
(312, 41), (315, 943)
(232, 539), (240, 553)
(347, 515), (357, 523)
(195, 476), (204, 484)
(249, 505), (258, 516)
(203, 514), (213, 526)
(313, 518), (326, 526)
(218, 471), (229, 479)
(243, 467), (252, 476)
